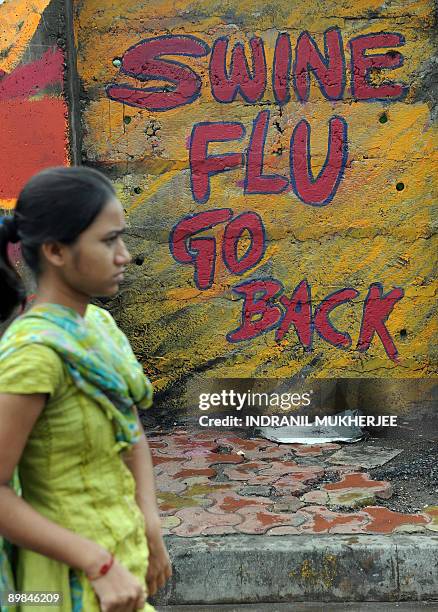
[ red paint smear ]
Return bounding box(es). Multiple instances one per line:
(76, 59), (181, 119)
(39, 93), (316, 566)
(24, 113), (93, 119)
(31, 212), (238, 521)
(0, 48), (64, 101)
(0, 97), (68, 199)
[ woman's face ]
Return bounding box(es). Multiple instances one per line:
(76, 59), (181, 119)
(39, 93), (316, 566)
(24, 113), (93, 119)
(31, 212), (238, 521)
(55, 197), (132, 297)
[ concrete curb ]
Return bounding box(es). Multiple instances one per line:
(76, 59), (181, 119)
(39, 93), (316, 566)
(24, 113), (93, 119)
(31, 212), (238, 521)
(151, 534), (438, 606)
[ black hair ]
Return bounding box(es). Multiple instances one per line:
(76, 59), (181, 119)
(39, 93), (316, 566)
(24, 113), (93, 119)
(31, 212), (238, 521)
(0, 166), (116, 322)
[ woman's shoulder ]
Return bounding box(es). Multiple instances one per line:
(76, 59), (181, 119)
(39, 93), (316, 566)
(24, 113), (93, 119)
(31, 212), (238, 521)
(0, 343), (65, 397)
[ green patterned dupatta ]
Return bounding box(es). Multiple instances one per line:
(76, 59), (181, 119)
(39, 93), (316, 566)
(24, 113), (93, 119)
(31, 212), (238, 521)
(0, 303), (153, 448)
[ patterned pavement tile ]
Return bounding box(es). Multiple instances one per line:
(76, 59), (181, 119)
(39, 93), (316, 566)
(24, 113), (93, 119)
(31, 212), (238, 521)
(268, 497), (305, 513)
(147, 440), (168, 449)
(423, 505), (438, 532)
(173, 467), (217, 479)
(265, 513), (309, 535)
(273, 466), (326, 495)
(361, 506), (429, 533)
(172, 507), (242, 536)
(299, 506), (370, 534)
(157, 483), (234, 514)
(272, 479), (309, 496)
(223, 461), (269, 481)
(236, 510), (305, 534)
(256, 461), (300, 479)
(161, 515), (182, 535)
(264, 526), (300, 535)
(182, 451), (245, 469)
(328, 489), (381, 508)
(301, 490), (330, 505)
(290, 443), (341, 457)
(216, 436), (293, 460)
(152, 456), (187, 478)
(206, 490), (272, 514)
(393, 523), (426, 533)
(155, 478), (188, 495)
(328, 446), (403, 469)
(324, 472), (393, 498)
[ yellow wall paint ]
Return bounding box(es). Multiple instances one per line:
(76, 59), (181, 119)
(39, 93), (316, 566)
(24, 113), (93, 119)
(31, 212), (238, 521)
(75, 0), (437, 391)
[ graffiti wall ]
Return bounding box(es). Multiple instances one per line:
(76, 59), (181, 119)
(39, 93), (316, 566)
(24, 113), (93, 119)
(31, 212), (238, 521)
(75, 0), (437, 402)
(0, 0), (69, 212)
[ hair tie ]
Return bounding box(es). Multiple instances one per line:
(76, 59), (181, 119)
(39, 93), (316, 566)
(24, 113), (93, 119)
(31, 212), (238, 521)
(1, 216), (20, 243)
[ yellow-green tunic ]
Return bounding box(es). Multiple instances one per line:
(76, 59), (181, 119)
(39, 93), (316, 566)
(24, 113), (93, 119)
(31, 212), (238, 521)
(0, 307), (155, 612)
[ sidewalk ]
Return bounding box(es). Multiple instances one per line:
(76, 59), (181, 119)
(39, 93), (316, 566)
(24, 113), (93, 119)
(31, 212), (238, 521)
(145, 423), (438, 607)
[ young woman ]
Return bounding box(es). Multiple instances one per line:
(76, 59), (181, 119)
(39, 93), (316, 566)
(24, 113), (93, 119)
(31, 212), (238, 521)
(0, 166), (171, 611)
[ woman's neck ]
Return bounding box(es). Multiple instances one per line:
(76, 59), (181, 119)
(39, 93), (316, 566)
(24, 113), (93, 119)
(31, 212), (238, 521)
(33, 277), (90, 317)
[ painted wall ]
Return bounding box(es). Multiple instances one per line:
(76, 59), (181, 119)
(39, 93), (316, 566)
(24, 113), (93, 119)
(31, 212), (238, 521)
(75, 2), (438, 407)
(0, 0), (69, 213)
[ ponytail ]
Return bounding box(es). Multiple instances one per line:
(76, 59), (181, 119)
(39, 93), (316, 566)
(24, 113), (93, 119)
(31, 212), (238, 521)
(0, 216), (26, 321)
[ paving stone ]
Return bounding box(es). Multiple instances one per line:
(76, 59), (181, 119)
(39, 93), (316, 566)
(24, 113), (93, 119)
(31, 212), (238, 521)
(158, 483), (234, 513)
(423, 505), (438, 532)
(256, 461), (299, 479)
(202, 525), (240, 535)
(323, 472), (393, 498)
(193, 431), (223, 441)
(172, 507), (242, 536)
(361, 506), (429, 533)
(223, 461), (268, 481)
(299, 505), (370, 534)
(156, 478), (188, 495)
(328, 446), (403, 468)
(268, 498), (305, 513)
(290, 443), (341, 456)
(183, 452), (245, 469)
(238, 485), (273, 497)
(325, 465), (366, 475)
(328, 489), (379, 508)
(176, 476), (213, 487)
(147, 440), (168, 449)
(161, 515), (182, 534)
(173, 467), (217, 479)
(265, 513), (309, 534)
(153, 457), (187, 478)
(272, 479), (309, 496)
(300, 490), (330, 505)
(236, 510), (303, 534)
(206, 490), (272, 514)
(216, 436), (294, 460)
(264, 525), (301, 535)
(273, 466), (325, 494)
(215, 436), (277, 451)
(393, 524), (427, 533)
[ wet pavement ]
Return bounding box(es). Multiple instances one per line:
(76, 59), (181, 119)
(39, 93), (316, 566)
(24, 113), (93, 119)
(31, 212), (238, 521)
(148, 427), (437, 537)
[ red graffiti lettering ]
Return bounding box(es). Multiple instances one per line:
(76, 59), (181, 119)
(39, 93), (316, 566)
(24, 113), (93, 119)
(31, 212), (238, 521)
(293, 27), (345, 102)
(245, 110), (289, 194)
(209, 37), (267, 103)
(170, 209), (266, 289)
(349, 33), (407, 101)
(222, 212), (266, 274)
(276, 279), (312, 347)
(227, 280), (283, 342)
(314, 288), (360, 348)
(273, 33), (292, 105)
(290, 116), (348, 206)
(228, 279), (403, 361)
(106, 35), (210, 111)
(169, 209), (233, 290)
(357, 283), (404, 361)
(190, 122), (245, 204)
